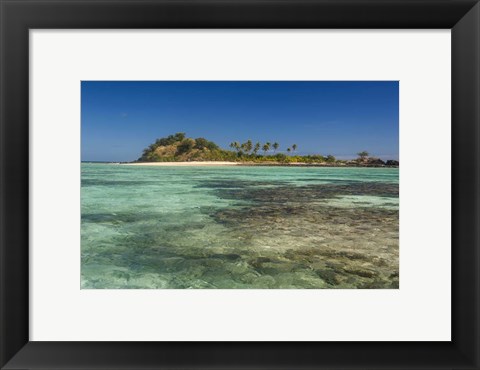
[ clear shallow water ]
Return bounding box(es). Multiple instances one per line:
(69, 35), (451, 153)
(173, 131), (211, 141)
(81, 163), (399, 289)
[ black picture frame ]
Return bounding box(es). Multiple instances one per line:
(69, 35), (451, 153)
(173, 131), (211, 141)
(1, 0), (479, 369)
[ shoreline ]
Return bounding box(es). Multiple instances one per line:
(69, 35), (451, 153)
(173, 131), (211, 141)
(119, 161), (398, 168)
(122, 161), (239, 167)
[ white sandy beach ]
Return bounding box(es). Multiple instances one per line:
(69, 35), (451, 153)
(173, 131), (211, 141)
(122, 161), (238, 167)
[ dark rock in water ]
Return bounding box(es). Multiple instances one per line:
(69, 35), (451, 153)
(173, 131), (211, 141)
(315, 269), (340, 285)
(330, 251), (368, 261)
(211, 253), (242, 261)
(208, 181), (399, 206)
(344, 268), (376, 278)
(256, 256), (273, 263)
(249, 256), (273, 269)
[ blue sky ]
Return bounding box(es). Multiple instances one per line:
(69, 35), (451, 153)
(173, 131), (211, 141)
(81, 81), (399, 162)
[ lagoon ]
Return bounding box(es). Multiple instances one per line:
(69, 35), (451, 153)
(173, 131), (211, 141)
(81, 163), (399, 289)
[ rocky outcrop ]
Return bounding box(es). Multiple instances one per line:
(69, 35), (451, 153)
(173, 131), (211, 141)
(385, 160), (399, 166)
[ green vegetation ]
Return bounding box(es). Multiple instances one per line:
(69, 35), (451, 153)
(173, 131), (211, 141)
(137, 133), (398, 166)
(262, 142), (271, 155)
(139, 133), (232, 162)
(357, 151), (369, 160)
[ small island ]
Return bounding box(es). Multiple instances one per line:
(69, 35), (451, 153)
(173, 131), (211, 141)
(128, 132), (399, 167)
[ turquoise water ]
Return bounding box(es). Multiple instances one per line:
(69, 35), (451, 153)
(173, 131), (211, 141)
(81, 163), (399, 289)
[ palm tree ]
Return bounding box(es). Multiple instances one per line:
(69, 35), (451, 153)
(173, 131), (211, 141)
(292, 144), (297, 153)
(230, 142), (240, 152)
(245, 140), (253, 154)
(273, 142), (279, 153)
(287, 147), (291, 153)
(253, 142), (261, 155)
(262, 142), (271, 155)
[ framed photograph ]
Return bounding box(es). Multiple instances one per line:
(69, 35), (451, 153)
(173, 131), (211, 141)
(79, 80), (400, 291)
(1, 0), (479, 369)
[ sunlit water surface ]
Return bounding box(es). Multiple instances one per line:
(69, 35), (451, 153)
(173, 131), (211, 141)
(81, 163), (399, 289)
